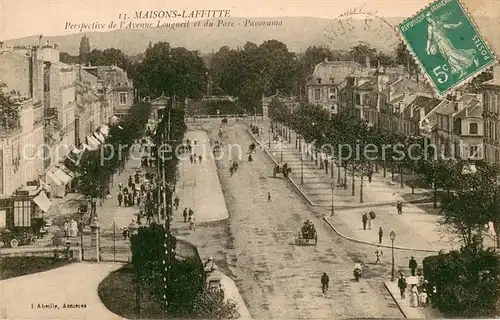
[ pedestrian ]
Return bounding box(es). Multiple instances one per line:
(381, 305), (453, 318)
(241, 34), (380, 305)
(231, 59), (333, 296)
(64, 219), (70, 237)
(419, 289), (428, 307)
(368, 215), (372, 230)
(174, 196), (179, 210)
(193, 153), (197, 163)
(137, 194), (141, 207)
(118, 192), (123, 206)
(268, 192), (272, 202)
(409, 256), (418, 276)
(198, 155), (203, 163)
(321, 272), (329, 297)
(118, 182), (123, 191)
(375, 246), (383, 264)
(128, 193), (133, 207)
(362, 213), (368, 230)
(183, 208), (188, 222)
(134, 173), (140, 184)
(190, 154), (193, 163)
(378, 227), (383, 244)
(398, 272), (407, 299)
(122, 227), (129, 240)
(410, 285), (418, 307)
(128, 175), (133, 188)
(123, 186), (129, 195)
(189, 214), (196, 230)
(397, 201), (403, 214)
(189, 208), (194, 217)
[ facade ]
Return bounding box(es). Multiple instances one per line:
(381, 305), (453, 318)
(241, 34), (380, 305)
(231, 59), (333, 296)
(452, 94), (484, 160)
(75, 66), (102, 148)
(95, 66), (134, 117)
(262, 92), (300, 120)
(306, 59), (365, 115)
(481, 64), (500, 164)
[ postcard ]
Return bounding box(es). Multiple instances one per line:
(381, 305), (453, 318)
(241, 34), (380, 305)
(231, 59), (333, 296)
(1, 0), (500, 319)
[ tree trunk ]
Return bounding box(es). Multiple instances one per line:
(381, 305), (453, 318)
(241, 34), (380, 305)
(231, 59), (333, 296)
(411, 166), (415, 194)
(383, 159), (387, 178)
(352, 167), (355, 196)
(399, 165), (404, 188)
(315, 150), (318, 165)
(433, 183), (438, 209)
(494, 220), (500, 248)
(360, 174), (364, 203)
(344, 167), (347, 190)
(391, 161), (395, 180)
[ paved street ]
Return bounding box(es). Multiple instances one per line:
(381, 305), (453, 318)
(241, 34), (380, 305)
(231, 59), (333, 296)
(208, 121), (402, 319)
(0, 262), (125, 320)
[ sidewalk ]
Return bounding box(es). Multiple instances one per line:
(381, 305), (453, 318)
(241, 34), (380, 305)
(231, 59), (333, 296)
(248, 120), (497, 252)
(384, 281), (443, 318)
(0, 262), (126, 320)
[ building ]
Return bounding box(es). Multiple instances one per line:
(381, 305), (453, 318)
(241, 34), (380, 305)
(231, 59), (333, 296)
(306, 59), (366, 114)
(452, 94), (484, 160)
(0, 46), (45, 198)
(95, 66), (134, 118)
(262, 91), (300, 120)
(481, 64), (500, 164)
(401, 96), (442, 137)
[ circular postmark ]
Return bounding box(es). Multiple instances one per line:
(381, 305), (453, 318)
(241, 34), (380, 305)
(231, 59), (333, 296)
(323, 6), (400, 53)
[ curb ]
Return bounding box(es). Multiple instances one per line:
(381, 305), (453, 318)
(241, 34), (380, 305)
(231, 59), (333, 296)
(322, 216), (439, 253)
(247, 129), (440, 253)
(384, 281), (408, 318)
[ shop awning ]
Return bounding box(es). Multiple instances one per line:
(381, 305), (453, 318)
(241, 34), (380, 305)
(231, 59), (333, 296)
(93, 132), (105, 144)
(33, 190), (52, 213)
(52, 168), (72, 185)
(81, 143), (94, 151)
(58, 164), (75, 178)
(99, 124), (110, 137)
(47, 170), (63, 186)
(86, 136), (100, 150)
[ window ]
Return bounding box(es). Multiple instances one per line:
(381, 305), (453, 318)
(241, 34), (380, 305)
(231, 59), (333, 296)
(330, 77), (335, 83)
(314, 89), (321, 101)
(470, 145), (479, 158)
(119, 92), (127, 105)
(316, 78), (322, 84)
(328, 88), (336, 100)
(363, 110), (369, 121)
(469, 122), (478, 135)
(355, 94), (361, 105)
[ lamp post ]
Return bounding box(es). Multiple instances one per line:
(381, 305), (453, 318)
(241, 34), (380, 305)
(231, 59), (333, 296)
(301, 152), (304, 184)
(331, 182), (335, 216)
(268, 126), (271, 149)
(390, 231), (396, 282)
(280, 137), (283, 163)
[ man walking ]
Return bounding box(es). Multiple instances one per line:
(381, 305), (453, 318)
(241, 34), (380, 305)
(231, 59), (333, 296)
(398, 272), (407, 299)
(189, 214), (196, 230)
(409, 256), (418, 276)
(174, 196), (179, 210)
(362, 213), (368, 230)
(183, 208), (188, 222)
(268, 192), (272, 203)
(117, 192), (123, 206)
(397, 201), (403, 214)
(378, 227), (383, 244)
(321, 272), (329, 297)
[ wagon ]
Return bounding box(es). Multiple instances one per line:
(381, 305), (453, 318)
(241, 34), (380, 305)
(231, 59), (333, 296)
(295, 227), (317, 246)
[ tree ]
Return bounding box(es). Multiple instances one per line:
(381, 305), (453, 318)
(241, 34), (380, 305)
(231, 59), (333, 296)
(395, 41), (419, 77)
(133, 42), (207, 99)
(79, 35), (90, 63)
(440, 163), (496, 248)
(192, 288), (239, 320)
(350, 42), (377, 66)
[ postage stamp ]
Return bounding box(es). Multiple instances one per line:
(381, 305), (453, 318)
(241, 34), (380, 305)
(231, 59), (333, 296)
(397, 0), (496, 96)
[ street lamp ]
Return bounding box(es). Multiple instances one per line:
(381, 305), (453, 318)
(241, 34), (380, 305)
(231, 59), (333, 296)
(268, 126), (271, 149)
(331, 182), (335, 216)
(301, 152), (304, 184)
(280, 137), (283, 163)
(390, 231), (396, 282)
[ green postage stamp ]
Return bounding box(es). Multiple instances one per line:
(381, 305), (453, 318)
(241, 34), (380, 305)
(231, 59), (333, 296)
(398, 0), (496, 96)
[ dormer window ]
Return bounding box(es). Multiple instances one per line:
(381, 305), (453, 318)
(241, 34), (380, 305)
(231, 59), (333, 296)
(317, 78), (322, 84)
(330, 77), (335, 84)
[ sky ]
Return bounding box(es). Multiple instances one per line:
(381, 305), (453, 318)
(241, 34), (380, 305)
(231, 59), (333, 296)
(1, 0), (499, 40)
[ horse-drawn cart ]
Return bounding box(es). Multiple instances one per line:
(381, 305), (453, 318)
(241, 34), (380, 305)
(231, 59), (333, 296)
(273, 163), (291, 178)
(296, 223), (317, 246)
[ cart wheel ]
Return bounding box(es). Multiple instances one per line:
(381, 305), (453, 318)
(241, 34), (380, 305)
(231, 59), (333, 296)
(10, 238), (19, 248)
(30, 236), (37, 244)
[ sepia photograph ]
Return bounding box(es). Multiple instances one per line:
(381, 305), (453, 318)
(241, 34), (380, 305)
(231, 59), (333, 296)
(1, 0), (500, 319)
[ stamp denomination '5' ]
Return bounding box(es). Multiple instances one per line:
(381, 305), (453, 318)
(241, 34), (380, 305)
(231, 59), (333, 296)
(398, 0), (495, 96)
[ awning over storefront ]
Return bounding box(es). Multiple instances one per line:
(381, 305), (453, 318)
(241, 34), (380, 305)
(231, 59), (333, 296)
(47, 170), (63, 187)
(99, 124), (110, 137)
(86, 136), (100, 150)
(93, 132), (105, 144)
(52, 167), (72, 185)
(57, 164), (75, 179)
(33, 190), (52, 213)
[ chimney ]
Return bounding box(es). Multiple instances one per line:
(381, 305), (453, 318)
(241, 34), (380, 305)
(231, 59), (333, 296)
(365, 56), (370, 68)
(420, 106), (426, 120)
